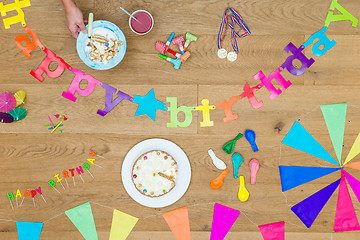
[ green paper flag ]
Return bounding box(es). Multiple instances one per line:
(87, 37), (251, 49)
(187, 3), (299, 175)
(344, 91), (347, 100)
(65, 202), (98, 240)
(320, 103), (347, 164)
(109, 209), (138, 240)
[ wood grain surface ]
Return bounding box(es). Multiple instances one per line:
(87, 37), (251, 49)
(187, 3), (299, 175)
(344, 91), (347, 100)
(0, 0), (360, 239)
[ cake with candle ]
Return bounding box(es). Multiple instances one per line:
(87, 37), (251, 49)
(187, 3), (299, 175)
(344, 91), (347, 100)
(132, 150), (178, 197)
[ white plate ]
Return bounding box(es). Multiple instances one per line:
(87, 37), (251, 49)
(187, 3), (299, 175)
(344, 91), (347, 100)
(122, 139), (191, 208)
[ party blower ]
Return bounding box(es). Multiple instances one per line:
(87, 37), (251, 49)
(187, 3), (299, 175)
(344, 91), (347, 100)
(155, 42), (190, 62)
(184, 32), (198, 51)
(158, 54), (182, 69)
(172, 36), (185, 54)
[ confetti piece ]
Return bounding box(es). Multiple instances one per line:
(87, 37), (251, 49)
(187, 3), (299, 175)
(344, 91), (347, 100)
(59, 130), (63, 133)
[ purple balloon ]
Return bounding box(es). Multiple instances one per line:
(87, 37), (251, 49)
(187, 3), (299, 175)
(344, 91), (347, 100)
(0, 112), (14, 123)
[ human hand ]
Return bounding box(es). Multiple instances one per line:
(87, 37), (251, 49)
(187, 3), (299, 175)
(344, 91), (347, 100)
(64, 3), (88, 39)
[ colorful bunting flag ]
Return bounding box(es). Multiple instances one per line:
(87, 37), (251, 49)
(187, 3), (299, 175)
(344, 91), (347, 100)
(291, 179), (340, 228)
(162, 206), (191, 240)
(334, 171), (360, 232)
(320, 103), (347, 164)
(258, 221), (285, 240)
(345, 161), (360, 170)
(282, 121), (339, 166)
(279, 165), (340, 192)
(343, 170), (360, 204)
(65, 202), (98, 240)
(16, 221), (43, 240)
(210, 203), (240, 240)
(109, 209), (138, 240)
(343, 133), (360, 165)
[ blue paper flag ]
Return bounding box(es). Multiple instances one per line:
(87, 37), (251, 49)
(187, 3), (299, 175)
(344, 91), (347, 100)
(282, 121), (340, 166)
(16, 221), (43, 240)
(279, 165), (340, 192)
(291, 179), (340, 228)
(133, 88), (167, 121)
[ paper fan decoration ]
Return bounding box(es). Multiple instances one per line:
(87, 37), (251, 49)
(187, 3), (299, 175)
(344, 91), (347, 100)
(0, 112), (14, 123)
(8, 108), (27, 121)
(14, 90), (26, 107)
(280, 103), (360, 232)
(0, 92), (16, 113)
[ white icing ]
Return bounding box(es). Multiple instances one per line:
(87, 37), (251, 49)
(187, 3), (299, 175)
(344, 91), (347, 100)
(132, 151), (177, 197)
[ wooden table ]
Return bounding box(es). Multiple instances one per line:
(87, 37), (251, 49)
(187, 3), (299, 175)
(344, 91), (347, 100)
(0, 0), (359, 239)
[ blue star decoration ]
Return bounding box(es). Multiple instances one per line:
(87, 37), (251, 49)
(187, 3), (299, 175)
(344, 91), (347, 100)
(133, 88), (168, 121)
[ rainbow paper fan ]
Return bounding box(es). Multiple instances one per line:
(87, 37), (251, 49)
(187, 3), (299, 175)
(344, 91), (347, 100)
(279, 103), (360, 232)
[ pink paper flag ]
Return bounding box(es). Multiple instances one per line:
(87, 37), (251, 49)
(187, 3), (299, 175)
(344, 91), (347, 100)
(210, 203), (240, 240)
(258, 221), (285, 240)
(343, 170), (360, 205)
(334, 171), (360, 232)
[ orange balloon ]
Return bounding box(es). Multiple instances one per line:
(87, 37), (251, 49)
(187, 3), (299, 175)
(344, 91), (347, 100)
(210, 169), (230, 190)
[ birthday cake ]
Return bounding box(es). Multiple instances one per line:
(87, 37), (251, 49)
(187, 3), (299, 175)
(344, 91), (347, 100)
(132, 150), (178, 197)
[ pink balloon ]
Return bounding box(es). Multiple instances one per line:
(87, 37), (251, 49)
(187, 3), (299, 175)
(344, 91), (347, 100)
(249, 159), (259, 184)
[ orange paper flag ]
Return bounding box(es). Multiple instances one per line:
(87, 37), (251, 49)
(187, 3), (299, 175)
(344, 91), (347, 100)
(162, 206), (191, 240)
(345, 161), (360, 170)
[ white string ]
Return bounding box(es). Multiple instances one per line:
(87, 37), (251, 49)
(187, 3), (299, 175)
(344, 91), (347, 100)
(297, 105), (319, 121)
(284, 221), (307, 229)
(93, 163), (103, 168)
(73, 176), (76, 186)
(0, 218), (16, 222)
(9, 200), (14, 211)
(32, 198), (36, 208)
(16, 197), (18, 208)
(43, 212), (64, 223)
(241, 210), (258, 227)
(52, 187), (61, 194)
(90, 201), (114, 210)
(41, 195), (47, 204)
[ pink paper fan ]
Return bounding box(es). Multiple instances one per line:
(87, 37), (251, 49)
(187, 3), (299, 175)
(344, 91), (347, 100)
(0, 92), (16, 113)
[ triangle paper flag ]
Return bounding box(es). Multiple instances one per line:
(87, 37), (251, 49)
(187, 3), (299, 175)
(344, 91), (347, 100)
(162, 206), (191, 240)
(291, 179), (340, 228)
(210, 203), (240, 240)
(109, 209), (138, 240)
(320, 103), (347, 164)
(343, 170), (360, 204)
(344, 133), (360, 165)
(334, 171), (360, 232)
(279, 165), (340, 192)
(282, 121), (339, 166)
(258, 221), (285, 240)
(65, 202), (98, 240)
(16, 221), (43, 240)
(345, 161), (360, 170)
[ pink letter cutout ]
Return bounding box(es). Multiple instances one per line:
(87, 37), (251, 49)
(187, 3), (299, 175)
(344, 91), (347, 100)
(281, 42), (315, 76)
(15, 25), (44, 58)
(62, 68), (102, 102)
(97, 83), (133, 116)
(253, 68), (292, 100)
(30, 48), (68, 82)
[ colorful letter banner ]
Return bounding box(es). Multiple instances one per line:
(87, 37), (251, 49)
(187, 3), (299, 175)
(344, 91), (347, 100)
(109, 209), (138, 240)
(162, 206), (191, 240)
(210, 203), (240, 240)
(65, 202), (98, 240)
(16, 221), (43, 240)
(258, 221), (285, 240)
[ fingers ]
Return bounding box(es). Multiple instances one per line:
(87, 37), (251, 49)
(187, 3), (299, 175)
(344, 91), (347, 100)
(78, 20), (87, 34)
